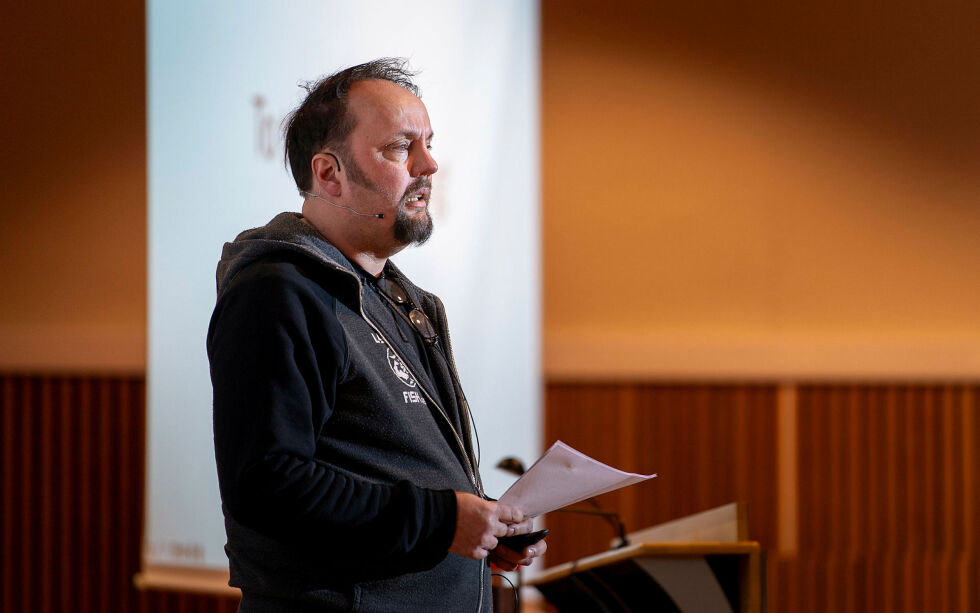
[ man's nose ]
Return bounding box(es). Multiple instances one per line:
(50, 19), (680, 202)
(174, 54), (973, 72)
(411, 146), (438, 177)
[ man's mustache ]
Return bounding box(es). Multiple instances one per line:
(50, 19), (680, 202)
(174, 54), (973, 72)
(402, 179), (432, 202)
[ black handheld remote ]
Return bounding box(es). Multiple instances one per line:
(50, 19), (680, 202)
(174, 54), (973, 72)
(497, 528), (549, 552)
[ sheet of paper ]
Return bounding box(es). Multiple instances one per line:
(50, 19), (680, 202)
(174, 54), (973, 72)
(497, 440), (657, 517)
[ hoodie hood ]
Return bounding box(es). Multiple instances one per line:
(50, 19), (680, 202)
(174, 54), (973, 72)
(215, 212), (355, 299)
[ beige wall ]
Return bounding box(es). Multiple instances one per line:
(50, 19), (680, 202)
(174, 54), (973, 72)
(1, 1), (978, 378)
(1, 1), (145, 372)
(542, 0), (980, 378)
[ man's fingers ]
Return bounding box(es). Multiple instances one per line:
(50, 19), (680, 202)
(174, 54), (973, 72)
(509, 517), (533, 534)
(489, 550), (518, 571)
(520, 538), (547, 564)
(494, 503), (531, 538)
(495, 502), (525, 525)
(451, 493), (536, 562)
(451, 493), (508, 560)
(491, 536), (548, 568)
(492, 544), (523, 563)
(494, 523), (516, 537)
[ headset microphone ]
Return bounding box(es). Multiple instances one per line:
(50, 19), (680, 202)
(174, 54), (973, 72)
(302, 191), (385, 219)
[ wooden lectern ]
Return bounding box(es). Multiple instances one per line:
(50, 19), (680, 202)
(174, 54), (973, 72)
(527, 503), (764, 613)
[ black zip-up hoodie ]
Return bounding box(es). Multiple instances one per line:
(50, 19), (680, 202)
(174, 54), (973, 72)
(208, 212), (490, 611)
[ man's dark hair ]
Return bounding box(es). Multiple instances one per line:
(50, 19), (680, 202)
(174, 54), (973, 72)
(283, 58), (420, 193)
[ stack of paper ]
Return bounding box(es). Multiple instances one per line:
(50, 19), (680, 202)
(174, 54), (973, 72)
(498, 441), (657, 517)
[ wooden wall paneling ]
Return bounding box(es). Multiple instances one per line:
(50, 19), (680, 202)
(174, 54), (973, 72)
(923, 387), (943, 612)
(57, 379), (73, 613)
(938, 386), (956, 612)
(2, 377), (20, 612)
(629, 385), (779, 546)
(3, 374), (978, 611)
(0, 374), (240, 613)
(20, 377), (36, 613)
(98, 379), (112, 613)
(542, 383), (631, 564)
(857, 385), (879, 613)
(2, 376), (13, 613)
(960, 386), (979, 613)
(78, 377), (94, 613)
(542, 383), (780, 570)
(122, 377), (145, 613)
(38, 378), (51, 613)
(137, 590), (240, 613)
(544, 381), (979, 613)
(792, 384), (980, 613)
(631, 384), (781, 611)
(903, 387), (923, 613)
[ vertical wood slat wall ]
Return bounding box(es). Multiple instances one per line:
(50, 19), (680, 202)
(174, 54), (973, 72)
(542, 384), (781, 565)
(780, 385), (980, 613)
(543, 382), (980, 613)
(0, 375), (239, 613)
(2, 374), (977, 612)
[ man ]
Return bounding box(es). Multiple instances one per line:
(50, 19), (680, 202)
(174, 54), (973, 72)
(208, 58), (545, 612)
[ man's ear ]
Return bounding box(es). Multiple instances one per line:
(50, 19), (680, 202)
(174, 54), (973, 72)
(311, 152), (343, 197)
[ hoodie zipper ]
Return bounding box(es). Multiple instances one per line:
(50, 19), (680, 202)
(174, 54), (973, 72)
(343, 268), (488, 612)
(432, 300), (485, 494)
(477, 558), (485, 613)
(346, 270), (485, 498)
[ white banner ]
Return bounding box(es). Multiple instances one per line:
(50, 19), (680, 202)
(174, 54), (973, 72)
(147, 0), (539, 572)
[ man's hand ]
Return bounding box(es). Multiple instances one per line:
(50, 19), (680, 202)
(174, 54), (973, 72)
(489, 537), (548, 572)
(450, 492), (529, 560)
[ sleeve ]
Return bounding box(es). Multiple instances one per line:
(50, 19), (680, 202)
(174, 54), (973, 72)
(207, 263), (457, 575)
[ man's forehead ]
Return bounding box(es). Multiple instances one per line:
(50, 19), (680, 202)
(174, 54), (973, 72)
(347, 79), (432, 137)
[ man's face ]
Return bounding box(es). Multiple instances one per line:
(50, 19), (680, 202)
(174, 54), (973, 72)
(340, 80), (438, 246)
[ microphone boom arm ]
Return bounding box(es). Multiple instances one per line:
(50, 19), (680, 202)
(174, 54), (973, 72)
(556, 499), (630, 549)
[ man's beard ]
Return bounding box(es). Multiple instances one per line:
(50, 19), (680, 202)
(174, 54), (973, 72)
(342, 150), (434, 245)
(393, 201), (434, 245)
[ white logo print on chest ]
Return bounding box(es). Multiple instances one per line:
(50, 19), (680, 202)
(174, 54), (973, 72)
(371, 332), (418, 389)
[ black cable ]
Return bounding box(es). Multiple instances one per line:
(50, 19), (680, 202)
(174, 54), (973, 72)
(491, 572), (519, 612)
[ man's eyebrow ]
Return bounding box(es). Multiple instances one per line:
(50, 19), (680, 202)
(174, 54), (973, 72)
(395, 129), (435, 142)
